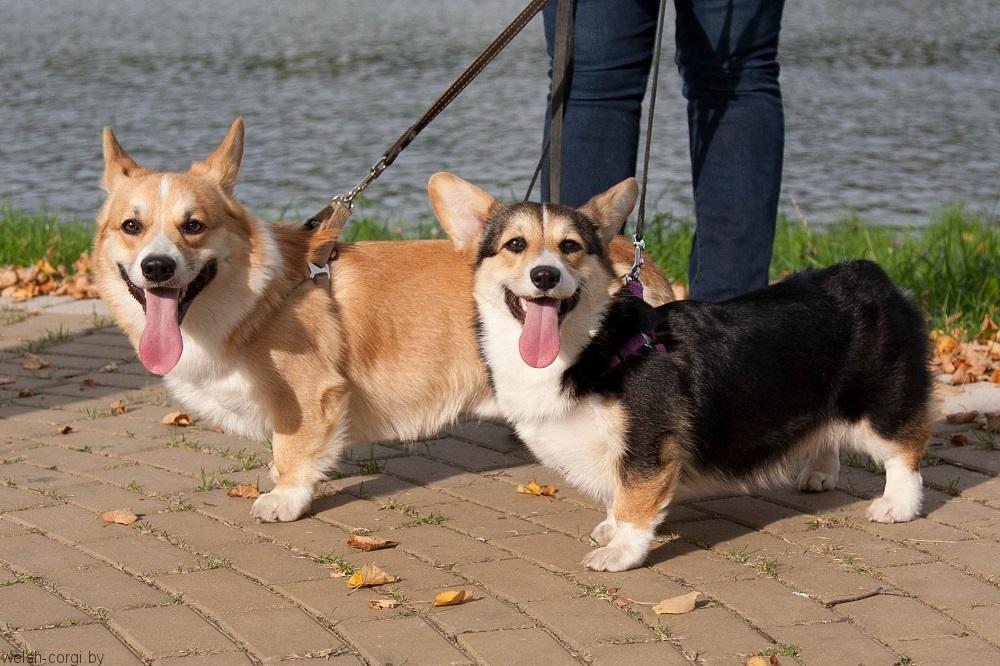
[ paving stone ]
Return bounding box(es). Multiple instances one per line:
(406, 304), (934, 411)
(916, 537), (1000, 583)
(455, 559), (582, 602)
(527, 596), (651, 649)
(82, 534), (202, 575)
(339, 616), (471, 665)
(86, 464), (196, 495)
(702, 577), (836, 629)
(420, 437), (519, 471)
(880, 561), (1000, 611)
(250, 517), (348, 555)
(154, 653), (255, 666)
(491, 531), (594, 573)
(20, 623), (143, 664)
(0, 485), (55, 512)
(48, 564), (169, 609)
(357, 546), (467, 593)
(110, 604), (236, 658)
(933, 444), (1000, 475)
(156, 568), (292, 614)
(529, 507), (606, 541)
(221, 606), (345, 661)
(328, 473), (457, 509)
(212, 542), (332, 584)
(7, 503), (134, 543)
(141, 511), (258, 550)
(458, 628), (577, 664)
(276, 577), (410, 624)
(387, 523), (506, 565)
(445, 421), (521, 452)
(648, 538), (758, 585)
(777, 620), (901, 665)
(309, 493), (414, 532)
(588, 641), (690, 665)
(35, 429), (163, 457)
(382, 456), (482, 488)
(656, 606), (770, 663)
(419, 501), (546, 540)
(895, 635), (1000, 665)
(0, 582), (89, 629)
(922, 490), (1000, 539)
(62, 481), (169, 515)
(125, 446), (243, 477)
(695, 495), (811, 533)
(0, 462), (90, 489)
(17, 445), (126, 474)
(426, 591), (536, 635)
(862, 515), (977, 544)
(838, 594), (966, 644)
(772, 551), (885, 605)
(791, 525), (932, 568)
(0, 533), (98, 575)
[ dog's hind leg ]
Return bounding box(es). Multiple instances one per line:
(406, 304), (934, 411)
(583, 461), (680, 572)
(846, 418), (929, 523)
(590, 506), (617, 546)
(795, 425), (841, 493)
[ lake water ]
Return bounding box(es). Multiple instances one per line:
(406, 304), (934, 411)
(1, 0), (997, 227)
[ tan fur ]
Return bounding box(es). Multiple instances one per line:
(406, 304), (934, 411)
(95, 122), (674, 520)
(615, 459), (681, 530)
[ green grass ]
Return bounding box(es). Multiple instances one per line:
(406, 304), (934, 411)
(647, 204), (999, 334)
(0, 201), (92, 268)
(3, 201), (995, 335)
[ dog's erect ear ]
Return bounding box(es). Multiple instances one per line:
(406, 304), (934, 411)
(101, 128), (144, 192)
(578, 178), (639, 246)
(190, 118), (245, 195)
(428, 172), (498, 254)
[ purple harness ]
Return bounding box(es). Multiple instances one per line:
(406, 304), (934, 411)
(608, 279), (667, 369)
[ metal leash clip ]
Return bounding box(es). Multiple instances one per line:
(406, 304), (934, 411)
(626, 234), (645, 284)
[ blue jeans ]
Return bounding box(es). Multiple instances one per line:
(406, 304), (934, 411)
(542, 0), (785, 302)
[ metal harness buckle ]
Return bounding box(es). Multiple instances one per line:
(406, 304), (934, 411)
(308, 263), (331, 281)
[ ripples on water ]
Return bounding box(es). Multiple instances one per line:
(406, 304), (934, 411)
(1, 0), (997, 226)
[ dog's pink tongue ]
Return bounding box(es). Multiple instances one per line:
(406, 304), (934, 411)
(139, 288), (183, 375)
(519, 297), (561, 368)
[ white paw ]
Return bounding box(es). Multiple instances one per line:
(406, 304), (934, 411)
(582, 543), (646, 572)
(251, 485), (313, 522)
(796, 469), (838, 492)
(590, 519), (617, 546)
(866, 496), (919, 523)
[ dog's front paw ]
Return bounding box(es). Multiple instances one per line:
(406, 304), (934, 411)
(590, 518), (617, 546)
(251, 485), (313, 522)
(866, 496), (918, 524)
(796, 469), (838, 493)
(582, 543), (645, 572)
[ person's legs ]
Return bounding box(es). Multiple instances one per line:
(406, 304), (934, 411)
(542, 0), (659, 208)
(677, 0), (785, 302)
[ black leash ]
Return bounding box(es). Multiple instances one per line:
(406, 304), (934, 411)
(627, 0), (668, 284)
(546, 0), (576, 205)
(305, 0), (548, 238)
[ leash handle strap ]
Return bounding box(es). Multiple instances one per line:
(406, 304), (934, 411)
(306, 0), (548, 230)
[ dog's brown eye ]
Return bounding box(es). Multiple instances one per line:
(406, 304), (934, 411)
(559, 239), (582, 254)
(504, 237), (526, 253)
(181, 219), (206, 235)
(121, 219), (142, 235)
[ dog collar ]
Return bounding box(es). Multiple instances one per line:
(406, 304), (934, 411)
(608, 278), (666, 368)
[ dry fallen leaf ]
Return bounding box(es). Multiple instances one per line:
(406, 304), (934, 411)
(433, 589), (475, 607)
(56, 425), (73, 435)
(99, 362), (119, 373)
(110, 399), (128, 415)
(161, 411), (194, 426)
(101, 509), (138, 525)
(80, 378), (98, 388)
(22, 352), (50, 370)
(744, 657), (780, 666)
(347, 563), (398, 589)
(984, 412), (1000, 433)
(945, 411), (978, 425)
(17, 389), (35, 398)
(652, 591), (700, 615)
(347, 534), (398, 552)
(369, 599), (399, 610)
(950, 434), (969, 447)
(516, 479), (558, 497)
(935, 334), (959, 356)
(992, 369), (1000, 384)
(226, 484), (260, 499)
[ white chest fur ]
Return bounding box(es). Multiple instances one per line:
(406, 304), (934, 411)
(478, 297), (624, 504)
(164, 336), (272, 440)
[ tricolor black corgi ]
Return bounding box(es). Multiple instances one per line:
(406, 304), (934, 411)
(431, 172), (932, 572)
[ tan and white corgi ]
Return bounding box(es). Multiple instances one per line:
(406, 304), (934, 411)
(94, 119), (674, 522)
(431, 172), (932, 572)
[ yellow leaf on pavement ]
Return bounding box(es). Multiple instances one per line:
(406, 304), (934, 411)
(433, 590), (475, 607)
(110, 400), (128, 415)
(226, 484), (260, 499)
(516, 479), (558, 497)
(347, 534), (398, 552)
(368, 599), (399, 610)
(162, 411), (194, 426)
(652, 591), (700, 615)
(22, 352), (49, 370)
(101, 509), (138, 526)
(347, 563), (397, 589)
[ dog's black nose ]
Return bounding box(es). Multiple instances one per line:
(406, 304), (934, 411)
(530, 265), (561, 291)
(140, 255), (176, 282)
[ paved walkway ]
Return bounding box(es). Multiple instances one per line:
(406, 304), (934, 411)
(2, 298), (1000, 665)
